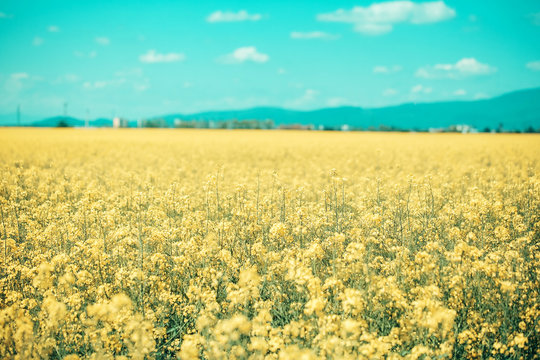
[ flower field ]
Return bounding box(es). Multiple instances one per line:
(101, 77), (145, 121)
(0, 128), (538, 359)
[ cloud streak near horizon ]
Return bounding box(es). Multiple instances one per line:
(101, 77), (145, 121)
(416, 58), (497, 79)
(218, 47), (269, 64)
(139, 50), (185, 63)
(207, 10), (262, 23)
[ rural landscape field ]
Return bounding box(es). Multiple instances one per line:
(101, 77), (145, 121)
(0, 129), (538, 359)
(1, 1), (540, 358)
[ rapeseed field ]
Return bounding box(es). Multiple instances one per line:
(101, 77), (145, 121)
(0, 129), (538, 359)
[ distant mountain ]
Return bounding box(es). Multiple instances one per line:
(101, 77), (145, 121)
(31, 117), (113, 128)
(2, 87), (539, 130)
(159, 87), (540, 131)
(31, 116), (82, 127)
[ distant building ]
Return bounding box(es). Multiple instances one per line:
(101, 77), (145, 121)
(113, 117), (129, 128)
(428, 127), (445, 133)
(174, 119), (196, 128)
(278, 124), (314, 130)
(142, 118), (167, 128)
(456, 124), (478, 134)
(429, 124), (479, 133)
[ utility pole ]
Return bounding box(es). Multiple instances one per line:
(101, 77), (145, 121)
(16, 104), (21, 127)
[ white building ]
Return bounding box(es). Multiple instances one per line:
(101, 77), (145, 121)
(113, 117), (129, 128)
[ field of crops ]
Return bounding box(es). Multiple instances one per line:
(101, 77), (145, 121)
(0, 128), (538, 359)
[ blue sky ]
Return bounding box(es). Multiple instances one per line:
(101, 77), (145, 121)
(1, 0), (539, 119)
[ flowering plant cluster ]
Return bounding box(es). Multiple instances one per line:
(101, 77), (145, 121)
(0, 129), (538, 359)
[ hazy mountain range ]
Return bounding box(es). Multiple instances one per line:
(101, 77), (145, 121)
(1, 87), (539, 131)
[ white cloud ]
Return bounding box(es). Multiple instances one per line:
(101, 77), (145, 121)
(183, 81), (193, 88)
(11, 73), (29, 80)
(411, 84), (432, 94)
(290, 31), (340, 40)
(289, 82), (304, 89)
(53, 74), (80, 84)
(0, 12), (13, 18)
(95, 37), (110, 46)
(176, 96), (270, 113)
(416, 58), (496, 79)
(411, 84), (422, 93)
(468, 14), (477, 22)
(301, 89), (318, 100)
(474, 92), (489, 100)
(277, 68), (286, 75)
(453, 89), (466, 96)
(373, 65), (402, 74)
(33, 37), (44, 46)
(218, 47), (269, 64)
(414, 68), (430, 78)
(327, 97), (354, 107)
(134, 84), (149, 92)
(111, 69), (148, 91)
(114, 68), (143, 77)
(529, 12), (540, 26)
(83, 79), (126, 90)
(317, 1), (455, 35)
(74, 50), (97, 58)
(64, 74), (79, 82)
(4, 73), (30, 95)
(49, 74), (78, 86)
(83, 81), (107, 89)
(526, 61), (540, 71)
(207, 10), (261, 23)
(139, 50), (185, 63)
(383, 88), (398, 96)
(286, 89), (319, 108)
(48, 25), (60, 32)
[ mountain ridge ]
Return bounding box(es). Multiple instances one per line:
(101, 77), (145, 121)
(155, 87), (540, 130)
(1, 87), (539, 130)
